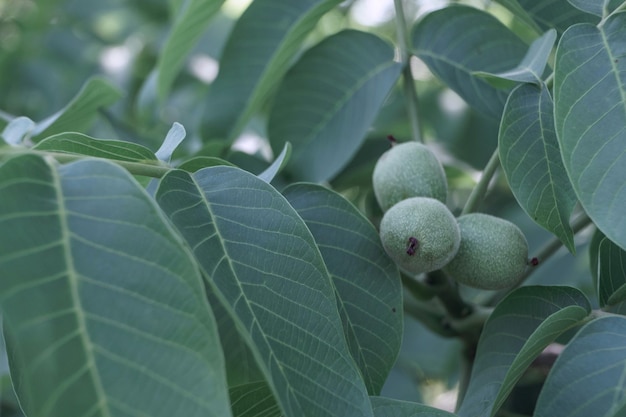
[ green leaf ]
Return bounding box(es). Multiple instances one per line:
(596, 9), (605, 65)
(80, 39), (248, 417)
(411, 5), (528, 118)
(494, 0), (544, 35)
(1, 116), (35, 145)
(283, 183), (402, 395)
(155, 122), (186, 162)
(517, 0), (599, 33)
(268, 30), (402, 182)
(474, 29), (556, 87)
(535, 316), (626, 417)
(31, 77), (122, 141)
(590, 229), (626, 307)
(499, 83), (577, 253)
(257, 142), (291, 183)
(177, 156), (236, 172)
(202, 0), (342, 140)
(457, 286), (591, 417)
(371, 397), (457, 416)
(156, 166), (374, 417)
(0, 154), (230, 417)
(230, 381), (281, 417)
(568, 0), (623, 17)
(554, 13), (626, 251)
(33, 132), (158, 162)
(156, 0), (225, 100)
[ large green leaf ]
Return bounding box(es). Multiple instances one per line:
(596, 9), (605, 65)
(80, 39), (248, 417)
(31, 77), (122, 141)
(554, 13), (626, 251)
(457, 286), (591, 417)
(156, 0), (225, 100)
(283, 183), (402, 395)
(535, 316), (626, 417)
(499, 84), (577, 253)
(202, 0), (341, 140)
(517, 0), (599, 33)
(590, 229), (626, 307)
(0, 154), (230, 417)
(155, 166), (374, 417)
(411, 5), (528, 118)
(371, 397), (456, 416)
(33, 132), (158, 162)
(268, 30), (401, 182)
(229, 381), (280, 417)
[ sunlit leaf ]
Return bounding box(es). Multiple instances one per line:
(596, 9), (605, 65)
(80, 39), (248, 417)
(268, 30), (401, 182)
(156, 166), (374, 417)
(0, 154), (230, 417)
(457, 286), (591, 417)
(283, 183), (402, 394)
(554, 12), (626, 250)
(499, 83), (577, 253)
(202, 0), (342, 140)
(535, 316), (626, 417)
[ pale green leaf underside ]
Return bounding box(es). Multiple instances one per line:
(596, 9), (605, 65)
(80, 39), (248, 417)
(32, 77), (122, 141)
(568, 0), (623, 17)
(535, 316), (626, 417)
(0, 154), (230, 417)
(412, 5), (528, 118)
(370, 396), (457, 416)
(474, 29), (556, 87)
(202, 0), (342, 140)
(283, 183), (402, 395)
(499, 84), (577, 253)
(590, 230), (626, 307)
(1, 116), (35, 145)
(156, 0), (225, 100)
(257, 142), (291, 183)
(33, 132), (158, 162)
(268, 29), (401, 182)
(554, 13), (626, 251)
(457, 286), (591, 417)
(155, 166), (373, 417)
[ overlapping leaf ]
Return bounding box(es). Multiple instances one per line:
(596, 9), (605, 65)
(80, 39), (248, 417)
(371, 397), (457, 417)
(568, 0), (623, 17)
(0, 154), (230, 417)
(457, 286), (591, 417)
(499, 84), (577, 253)
(283, 183), (402, 394)
(156, 0), (225, 100)
(516, 0), (599, 33)
(155, 166), (374, 417)
(268, 30), (402, 182)
(411, 5), (528, 118)
(535, 316), (626, 417)
(590, 230), (626, 307)
(31, 77), (122, 141)
(554, 12), (626, 251)
(202, 0), (342, 140)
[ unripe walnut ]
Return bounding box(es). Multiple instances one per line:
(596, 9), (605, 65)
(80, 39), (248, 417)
(372, 141), (447, 212)
(379, 197), (460, 275)
(444, 213), (529, 290)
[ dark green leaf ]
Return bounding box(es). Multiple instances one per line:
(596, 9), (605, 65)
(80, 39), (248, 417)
(268, 30), (402, 182)
(499, 83), (577, 253)
(33, 132), (158, 162)
(32, 77), (122, 141)
(554, 13), (626, 251)
(474, 29), (556, 87)
(156, 0), (225, 100)
(156, 166), (374, 417)
(0, 154), (230, 417)
(535, 316), (626, 417)
(283, 183), (402, 395)
(230, 381), (281, 417)
(457, 286), (591, 417)
(370, 397), (457, 416)
(590, 229), (626, 307)
(177, 156), (236, 171)
(412, 5), (527, 118)
(257, 142), (291, 183)
(517, 0), (599, 33)
(202, 0), (342, 140)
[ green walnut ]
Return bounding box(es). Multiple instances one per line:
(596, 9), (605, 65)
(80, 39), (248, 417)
(444, 213), (529, 290)
(379, 197), (460, 275)
(373, 141), (447, 212)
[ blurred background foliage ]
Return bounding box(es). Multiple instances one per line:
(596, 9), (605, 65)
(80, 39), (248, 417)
(0, 0), (594, 412)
